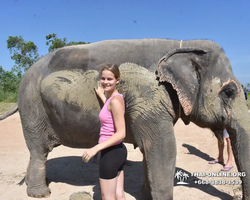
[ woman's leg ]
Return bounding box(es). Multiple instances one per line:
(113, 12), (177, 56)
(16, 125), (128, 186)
(116, 171), (126, 200)
(217, 139), (224, 162)
(99, 171), (126, 200)
(99, 177), (118, 200)
(209, 139), (224, 164)
(224, 137), (233, 168)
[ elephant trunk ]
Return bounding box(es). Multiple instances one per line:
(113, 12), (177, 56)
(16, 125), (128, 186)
(228, 102), (250, 200)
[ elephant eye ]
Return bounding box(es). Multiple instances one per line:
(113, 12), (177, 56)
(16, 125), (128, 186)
(219, 82), (237, 102)
(223, 88), (235, 98)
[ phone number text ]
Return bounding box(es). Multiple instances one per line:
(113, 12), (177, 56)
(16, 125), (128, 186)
(194, 179), (242, 185)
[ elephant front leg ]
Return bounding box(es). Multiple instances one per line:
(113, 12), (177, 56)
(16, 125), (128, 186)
(139, 124), (176, 200)
(25, 151), (50, 198)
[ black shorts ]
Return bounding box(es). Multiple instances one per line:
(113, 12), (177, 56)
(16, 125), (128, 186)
(99, 143), (127, 179)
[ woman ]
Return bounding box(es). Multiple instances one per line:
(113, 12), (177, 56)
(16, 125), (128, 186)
(82, 64), (127, 200)
(208, 128), (233, 172)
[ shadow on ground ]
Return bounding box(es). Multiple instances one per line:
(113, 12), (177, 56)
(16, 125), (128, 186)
(45, 153), (233, 200)
(182, 143), (226, 167)
(46, 156), (142, 200)
(182, 143), (215, 162)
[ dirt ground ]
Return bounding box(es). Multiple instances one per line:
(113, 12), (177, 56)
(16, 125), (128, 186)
(0, 113), (243, 200)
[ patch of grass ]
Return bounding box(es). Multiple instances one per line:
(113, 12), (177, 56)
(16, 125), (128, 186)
(0, 102), (17, 114)
(0, 90), (18, 103)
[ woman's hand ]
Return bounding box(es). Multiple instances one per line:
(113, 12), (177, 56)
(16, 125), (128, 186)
(94, 84), (106, 103)
(82, 146), (99, 163)
(94, 84), (104, 97)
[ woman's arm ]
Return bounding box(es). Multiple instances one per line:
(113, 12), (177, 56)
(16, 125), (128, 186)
(94, 85), (106, 103)
(82, 95), (125, 162)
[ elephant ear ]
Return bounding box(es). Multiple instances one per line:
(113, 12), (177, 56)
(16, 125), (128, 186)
(156, 47), (208, 116)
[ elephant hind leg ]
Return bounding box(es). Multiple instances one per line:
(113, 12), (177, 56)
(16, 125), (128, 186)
(21, 114), (59, 197)
(25, 150), (51, 198)
(19, 83), (61, 197)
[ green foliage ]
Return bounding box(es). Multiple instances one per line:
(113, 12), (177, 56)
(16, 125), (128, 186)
(46, 33), (89, 52)
(0, 66), (19, 102)
(0, 66), (20, 92)
(2, 35), (39, 102)
(67, 41), (89, 46)
(7, 36), (39, 75)
(0, 89), (18, 102)
(46, 33), (67, 52)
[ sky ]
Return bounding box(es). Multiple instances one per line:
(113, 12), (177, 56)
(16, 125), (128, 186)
(0, 0), (250, 85)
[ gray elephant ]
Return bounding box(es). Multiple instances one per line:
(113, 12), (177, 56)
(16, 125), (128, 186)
(1, 39), (250, 200)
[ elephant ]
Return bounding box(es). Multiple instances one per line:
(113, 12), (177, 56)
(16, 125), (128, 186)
(1, 38), (250, 200)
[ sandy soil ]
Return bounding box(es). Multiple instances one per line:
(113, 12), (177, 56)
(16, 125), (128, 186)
(0, 113), (242, 200)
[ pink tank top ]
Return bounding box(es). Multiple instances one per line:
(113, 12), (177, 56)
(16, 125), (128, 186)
(98, 93), (124, 144)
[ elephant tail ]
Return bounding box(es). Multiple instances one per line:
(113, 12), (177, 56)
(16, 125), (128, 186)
(0, 104), (18, 120)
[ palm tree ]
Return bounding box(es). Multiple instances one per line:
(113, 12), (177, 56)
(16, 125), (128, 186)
(175, 170), (183, 181)
(175, 170), (189, 185)
(182, 172), (189, 182)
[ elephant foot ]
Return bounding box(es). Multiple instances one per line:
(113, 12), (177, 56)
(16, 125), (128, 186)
(27, 185), (51, 198)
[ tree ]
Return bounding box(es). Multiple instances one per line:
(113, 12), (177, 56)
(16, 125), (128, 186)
(66, 41), (88, 46)
(46, 33), (89, 52)
(0, 66), (20, 92)
(46, 33), (67, 52)
(7, 36), (39, 75)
